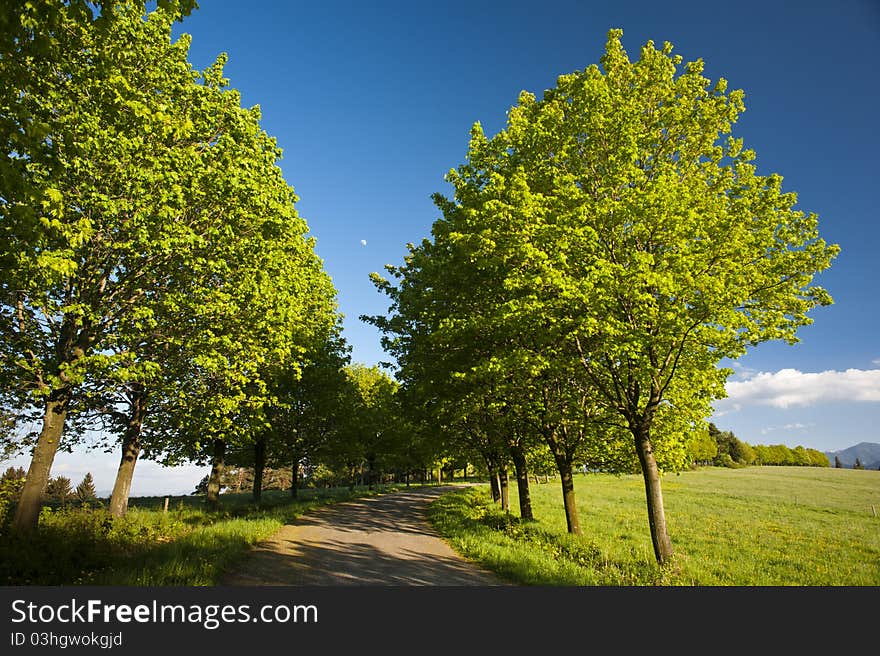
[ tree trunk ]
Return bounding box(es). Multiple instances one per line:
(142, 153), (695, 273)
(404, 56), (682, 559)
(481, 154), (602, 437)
(253, 436), (266, 503)
(510, 444), (534, 521)
(290, 455), (299, 499)
(546, 431), (581, 535)
(13, 390), (70, 532)
(109, 386), (148, 518)
(205, 439), (226, 511)
(633, 423), (674, 565)
(489, 468), (501, 502)
(499, 470), (510, 512)
(558, 466), (580, 535)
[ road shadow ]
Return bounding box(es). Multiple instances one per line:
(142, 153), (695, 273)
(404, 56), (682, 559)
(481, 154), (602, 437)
(221, 485), (507, 586)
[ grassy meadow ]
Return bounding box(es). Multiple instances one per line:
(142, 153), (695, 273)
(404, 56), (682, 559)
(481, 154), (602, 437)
(428, 466), (880, 586)
(0, 485), (406, 586)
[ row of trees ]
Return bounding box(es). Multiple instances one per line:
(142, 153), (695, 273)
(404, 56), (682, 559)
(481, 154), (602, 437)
(368, 30), (837, 565)
(0, 466), (95, 529)
(1, 1), (398, 531)
(210, 361), (441, 501)
(695, 423), (830, 468)
(2, 466), (96, 501)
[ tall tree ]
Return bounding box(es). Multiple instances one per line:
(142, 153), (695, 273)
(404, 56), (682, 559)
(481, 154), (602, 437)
(74, 472), (96, 502)
(2, 2), (216, 532)
(372, 29), (837, 565)
(2, 0), (338, 526)
(478, 30), (837, 564)
(263, 324), (350, 500)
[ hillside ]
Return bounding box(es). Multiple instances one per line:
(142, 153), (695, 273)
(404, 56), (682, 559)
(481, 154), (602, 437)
(824, 442), (880, 469)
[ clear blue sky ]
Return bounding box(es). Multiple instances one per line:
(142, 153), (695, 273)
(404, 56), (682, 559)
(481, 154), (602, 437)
(10, 0), (879, 495)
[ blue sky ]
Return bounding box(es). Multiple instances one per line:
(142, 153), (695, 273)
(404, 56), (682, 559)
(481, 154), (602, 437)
(8, 0), (880, 494)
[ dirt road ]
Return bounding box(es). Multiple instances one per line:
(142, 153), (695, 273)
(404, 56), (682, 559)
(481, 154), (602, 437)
(220, 486), (507, 586)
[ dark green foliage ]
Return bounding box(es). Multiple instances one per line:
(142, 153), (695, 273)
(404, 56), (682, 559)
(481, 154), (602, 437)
(714, 453), (740, 469)
(0, 466), (25, 485)
(853, 458), (864, 470)
(708, 424), (828, 468)
(835, 456), (842, 468)
(192, 467), (293, 495)
(74, 472), (97, 502)
(45, 476), (72, 503)
(0, 467), (27, 527)
(709, 423), (752, 466)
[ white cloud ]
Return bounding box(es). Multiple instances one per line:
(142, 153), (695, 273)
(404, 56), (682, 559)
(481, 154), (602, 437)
(360, 239), (367, 246)
(722, 368), (880, 410)
(729, 361), (758, 381)
(760, 422), (814, 435)
(873, 358), (880, 366)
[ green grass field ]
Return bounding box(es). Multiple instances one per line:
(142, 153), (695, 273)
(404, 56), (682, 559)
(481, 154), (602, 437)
(428, 466), (880, 586)
(0, 485), (408, 586)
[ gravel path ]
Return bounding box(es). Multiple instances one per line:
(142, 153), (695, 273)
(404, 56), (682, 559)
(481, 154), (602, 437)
(220, 486), (507, 586)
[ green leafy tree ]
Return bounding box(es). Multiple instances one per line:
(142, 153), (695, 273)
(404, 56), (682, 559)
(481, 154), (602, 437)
(736, 441), (757, 466)
(710, 425), (753, 465)
(108, 39), (336, 515)
(531, 31), (837, 562)
(769, 444), (795, 465)
(100, 43), (279, 517)
(368, 123), (634, 531)
(375, 30), (836, 565)
(853, 458), (864, 470)
(688, 429), (718, 465)
(792, 446), (812, 467)
(5, 0), (338, 525)
(834, 455), (842, 469)
(0, 0), (194, 299)
(2, 1), (228, 531)
(806, 449), (830, 467)
(261, 324), (350, 500)
(336, 364), (400, 490)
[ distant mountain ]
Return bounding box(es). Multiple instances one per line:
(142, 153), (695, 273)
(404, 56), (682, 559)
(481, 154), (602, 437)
(824, 442), (880, 470)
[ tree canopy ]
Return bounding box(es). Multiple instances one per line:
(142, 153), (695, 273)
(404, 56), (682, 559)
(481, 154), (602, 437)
(370, 29), (837, 565)
(1, 0), (340, 529)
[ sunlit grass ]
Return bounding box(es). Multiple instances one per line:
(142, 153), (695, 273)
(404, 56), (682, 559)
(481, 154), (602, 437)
(428, 467), (880, 586)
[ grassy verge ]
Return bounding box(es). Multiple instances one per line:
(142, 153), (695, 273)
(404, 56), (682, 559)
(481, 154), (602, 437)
(1, 484), (409, 585)
(428, 467), (880, 586)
